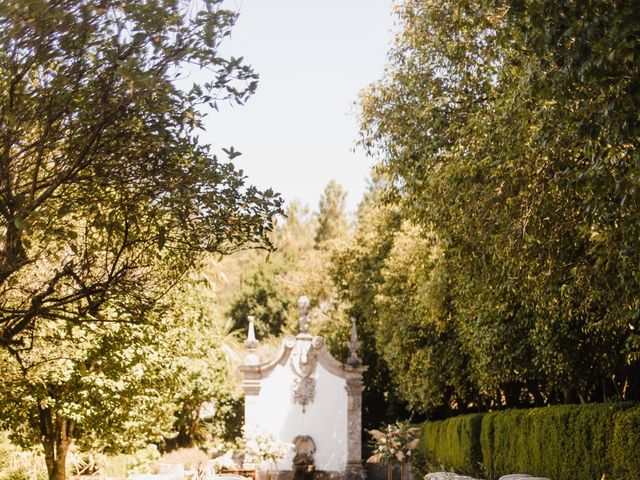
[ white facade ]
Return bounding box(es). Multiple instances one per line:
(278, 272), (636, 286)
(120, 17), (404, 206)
(240, 306), (366, 479)
(244, 351), (349, 471)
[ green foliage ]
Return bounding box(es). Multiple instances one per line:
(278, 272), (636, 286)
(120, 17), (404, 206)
(331, 195), (413, 429)
(372, 220), (477, 414)
(162, 272), (244, 451)
(228, 258), (297, 339)
(357, 0), (640, 412)
(0, 434), (47, 480)
(611, 406), (640, 478)
(331, 187), (418, 438)
(227, 194), (351, 343)
(408, 441), (428, 480)
(421, 403), (640, 480)
(0, 272), (244, 480)
(103, 444), (161, 477)
(315, 181), (350, 247)
(0, 1), (283, 478)
(0, 0), (283, 348)
(422, 414), (483, 477)
(0, 468), (30, 480)
(0, 319), (179, 452)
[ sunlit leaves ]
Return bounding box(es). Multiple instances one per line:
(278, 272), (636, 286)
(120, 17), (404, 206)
(357, 0), (640, 410)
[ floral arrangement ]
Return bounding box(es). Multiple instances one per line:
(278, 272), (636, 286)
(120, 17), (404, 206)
(366, 421), (420, 463)
(241, 430), (293, 467)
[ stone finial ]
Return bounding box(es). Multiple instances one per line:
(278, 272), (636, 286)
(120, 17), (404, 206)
(347, 317), (362, 366)
(298, 296), (310, 333)
(244, 316), (259, 366)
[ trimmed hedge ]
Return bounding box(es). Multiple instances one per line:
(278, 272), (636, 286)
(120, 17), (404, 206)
(420, 402), (640, 480)
(422, 413), (483, 476)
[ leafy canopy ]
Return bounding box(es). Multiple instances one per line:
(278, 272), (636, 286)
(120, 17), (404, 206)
(0, 0), (283, 348)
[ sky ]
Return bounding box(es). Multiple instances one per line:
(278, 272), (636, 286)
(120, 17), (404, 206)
(194, 0), (396, 213)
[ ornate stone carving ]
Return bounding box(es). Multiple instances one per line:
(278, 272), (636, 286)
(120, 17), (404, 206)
(290, 336), (320, 412)
(292, 376), (315, 412)
(298, 296), (310, 333)
(347, 318), (362, 367)
(284, 335), (297, 349)
(241, 295), (368, 478)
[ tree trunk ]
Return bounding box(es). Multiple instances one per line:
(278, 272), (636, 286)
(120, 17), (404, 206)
(39, 406), (74, 480)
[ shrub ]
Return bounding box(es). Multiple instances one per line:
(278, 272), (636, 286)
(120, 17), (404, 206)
(0, 433), (47, 480)
(408, 440), (429, 480)
(423, 413), (483, 476)
(611, 405), (640, 478)
(103, 444), (162, 477)
(421, 402), (640, 480)
(0, 467), (31, 480)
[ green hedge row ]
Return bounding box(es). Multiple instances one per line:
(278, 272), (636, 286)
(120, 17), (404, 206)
(420, 402), (640, 480)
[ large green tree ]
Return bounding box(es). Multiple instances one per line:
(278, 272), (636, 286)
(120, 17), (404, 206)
(0, 0), (282, 348)
(0, 1), (283, 478)
(227, 196), (351, 341)
(330, 189), (416, 430)
(0, 270), (248, 480)
(0, 316), (179, 480)
(359, 0), (640, 409)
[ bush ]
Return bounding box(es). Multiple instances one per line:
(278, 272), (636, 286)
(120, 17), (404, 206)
(423, 414), (483, 476)
(0, 433), (47, 480)
(421, 402), (640, 480)
(408, 440), (429, 480)
(103, 444), (162, 477)
(611, 405), (640, 478)
(0, 468), (31, 480)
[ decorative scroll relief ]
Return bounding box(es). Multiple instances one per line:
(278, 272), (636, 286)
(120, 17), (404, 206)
(290, 336), (324, 412)
(292, 376), (315, 411)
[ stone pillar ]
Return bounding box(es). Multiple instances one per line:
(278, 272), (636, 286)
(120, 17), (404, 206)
(344, 317), (366, 480)
(240, 316), (261, 439)
(345, 369), (366, 480)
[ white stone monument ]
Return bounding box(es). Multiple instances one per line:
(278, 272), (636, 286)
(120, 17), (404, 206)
(240, 297), (367, 480)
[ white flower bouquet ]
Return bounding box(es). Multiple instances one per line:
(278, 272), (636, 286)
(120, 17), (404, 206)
(242, 431), (293, 467)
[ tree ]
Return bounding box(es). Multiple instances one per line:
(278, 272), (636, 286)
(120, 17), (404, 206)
(0, 317), (180, 480)
(0, 269), (250, 480)
(227, 199), (349, 341)
(0, 0), (282, 348)
(0, 1), (283, 478)
(315, 180), (349, 247)
(359, 0), (640, 407)
(161, 272), (243, 451)
(330, 191), (415, 431)
(228, 256), (296, 340)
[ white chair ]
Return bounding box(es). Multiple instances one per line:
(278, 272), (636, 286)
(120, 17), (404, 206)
(425, 473), (476, 480)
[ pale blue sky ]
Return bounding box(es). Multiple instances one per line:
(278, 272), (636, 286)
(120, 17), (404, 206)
(198, 0), (395, 212)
